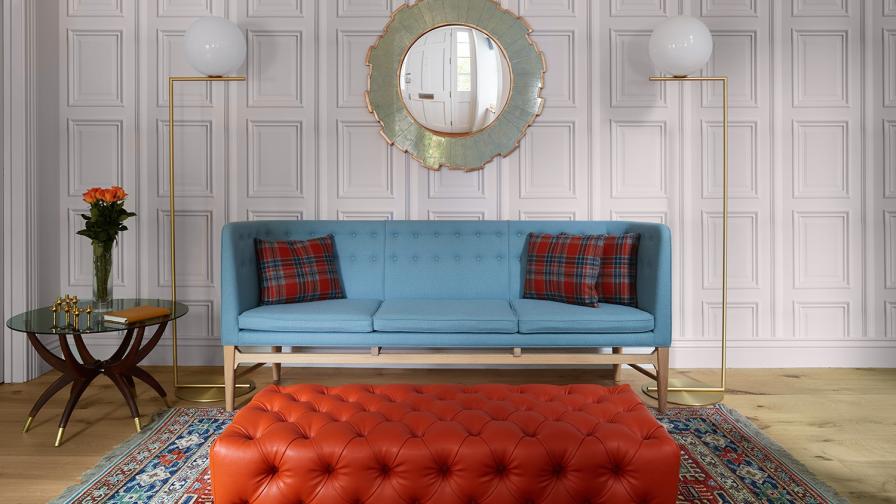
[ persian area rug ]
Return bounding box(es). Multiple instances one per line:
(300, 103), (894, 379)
(53, 405), (845, 504)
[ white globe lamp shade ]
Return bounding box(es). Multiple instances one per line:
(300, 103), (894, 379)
(184, 17), (246, 77)
(648, 16), (713, 77)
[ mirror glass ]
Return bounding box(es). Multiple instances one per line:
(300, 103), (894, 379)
(400, 25), (511, 134)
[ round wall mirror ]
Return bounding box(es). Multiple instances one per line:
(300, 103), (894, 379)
(365, 0), (544, 171)
(400, 25), (511, 134)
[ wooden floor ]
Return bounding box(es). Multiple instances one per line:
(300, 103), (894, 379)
(0, 366), (893, 503)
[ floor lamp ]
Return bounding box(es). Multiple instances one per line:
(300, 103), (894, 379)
(169, 17), (255, 402)
(641, 16), (728, 406)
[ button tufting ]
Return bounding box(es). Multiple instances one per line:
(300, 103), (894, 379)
(210, 383), (680, 503)
(393, 233), (399, 238)
(350, 255), (357, 261)
(351, 232), (357, 238)
(475, 232), (481, 238)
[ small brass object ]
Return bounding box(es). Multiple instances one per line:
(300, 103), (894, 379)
(85, 305), (93, 327)
(49, 304), (58, 327)
(54, 427), (65, 447)
(72, 307), (81, 330)
(23, 416), (33, 433)
(134, 417), (142, 432)
(63, 305), (71, 326)
(72, 295), (79, 305)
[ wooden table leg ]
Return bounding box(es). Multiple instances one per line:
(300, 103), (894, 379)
(55, 334), (100, 446)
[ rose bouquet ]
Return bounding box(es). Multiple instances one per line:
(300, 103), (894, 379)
(77, 186), (137, 309)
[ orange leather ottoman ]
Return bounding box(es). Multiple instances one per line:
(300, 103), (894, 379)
(210, 384), (680, 504)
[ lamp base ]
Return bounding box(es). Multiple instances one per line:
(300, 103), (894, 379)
(175, 378), (256, 403)
(641, 378), (724, 406)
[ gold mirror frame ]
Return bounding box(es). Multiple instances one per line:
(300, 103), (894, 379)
(365, 0), (545, 172)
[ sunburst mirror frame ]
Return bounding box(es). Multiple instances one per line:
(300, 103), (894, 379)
(365, 0), (545, 172)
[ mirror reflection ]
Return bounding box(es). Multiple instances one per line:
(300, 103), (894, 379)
(400, 25), (511, 134)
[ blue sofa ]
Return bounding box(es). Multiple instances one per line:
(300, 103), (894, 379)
(221, 220), (671, 411)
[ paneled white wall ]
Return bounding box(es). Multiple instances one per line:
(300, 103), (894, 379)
(40, 0), (896, 370)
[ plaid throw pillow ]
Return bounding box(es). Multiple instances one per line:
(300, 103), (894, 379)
(523, 232), (605, 307)
(598, 233), (640, 306)
(255, 235), (346, 305)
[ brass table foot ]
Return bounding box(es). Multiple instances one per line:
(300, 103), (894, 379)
(54, 427), (65, 447)
(23, 416), (33, 433)
(134, 417), (142, 433)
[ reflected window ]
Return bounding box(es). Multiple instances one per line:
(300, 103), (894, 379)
(456, 30), (472, 92)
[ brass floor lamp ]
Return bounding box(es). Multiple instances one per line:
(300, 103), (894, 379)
(167, 76), (255, 402)
(641, 17), (728, 407)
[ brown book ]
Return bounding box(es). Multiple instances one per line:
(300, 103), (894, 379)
(103, 306), (171, 324)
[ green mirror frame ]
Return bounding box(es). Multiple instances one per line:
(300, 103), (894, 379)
(365, 0), (545, 172)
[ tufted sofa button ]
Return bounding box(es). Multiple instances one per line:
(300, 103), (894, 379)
(454, 255), (461, 262)
(393, 233), (399, 239)
(475, 232), (481, 238)
(350, 255), (357, 261)
(413, 232), (419, 238)
(370, 256), (377, 262)
(392, 256), (398, 262)
(412, 256), (418, 262)
(455, 232), (461, 238)
(476, 256), (482, 262)
(351, 232), (357, 238)
(496, 256), (503, 261)
(433, 256), (440, 262)
(434, 232), (440, 238)
(517, 232), (523, 237)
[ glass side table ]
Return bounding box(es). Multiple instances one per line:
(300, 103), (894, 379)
(5, 298), (187, 446)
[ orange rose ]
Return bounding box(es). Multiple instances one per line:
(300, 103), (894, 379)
(99, 188), (118, 203)
(111, 186), (127, 201)
(83, 187), (100, 204)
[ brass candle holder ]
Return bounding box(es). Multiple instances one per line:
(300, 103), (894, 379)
(72, 307), (82, 330)
(63, 304), (71, 326)
(49, 304), (59, 327)
(85, 305), (93, 328)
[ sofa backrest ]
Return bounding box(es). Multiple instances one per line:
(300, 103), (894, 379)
(384, 221), (510, 299)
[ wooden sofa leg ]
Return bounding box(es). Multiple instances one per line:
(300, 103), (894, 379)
(271, 346), (282, 383)
(612, 347), (623, 383)
(224, 346), (236, 412)
(656, 347), (669, 413)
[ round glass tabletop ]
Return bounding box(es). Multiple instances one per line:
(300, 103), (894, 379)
(5, 298), (188, 335)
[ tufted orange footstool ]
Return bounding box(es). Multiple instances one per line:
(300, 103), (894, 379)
(210, 384), (680, 504)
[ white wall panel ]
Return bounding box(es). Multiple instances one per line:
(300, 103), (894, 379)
(792, 30), (848, 107)
(157, 120), (214, 197)
(67, 30), (123, 106)
(248, 30), (302, 107)
(67, 119), (123, 196)
(69, 0), (123, 17)
(611, 120), (667, 198)
(701, 0), (757, 17)
(247, 120), (303, 198)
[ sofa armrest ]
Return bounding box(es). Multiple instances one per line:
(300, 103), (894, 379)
(625, 222), (672, 347)
(221, 222), (261, 346)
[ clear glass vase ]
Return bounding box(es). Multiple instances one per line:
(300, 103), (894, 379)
(92, 241), (114, 312)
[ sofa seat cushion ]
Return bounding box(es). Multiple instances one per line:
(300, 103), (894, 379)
(239, 299), (382, 333)
(373, 299), (517, 333)
(511, 299), (654, 333)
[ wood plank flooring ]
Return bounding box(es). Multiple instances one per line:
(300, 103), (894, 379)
(0, 366), (893, 503)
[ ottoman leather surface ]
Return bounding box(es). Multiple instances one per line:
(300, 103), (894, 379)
(210, 383), (680, 504)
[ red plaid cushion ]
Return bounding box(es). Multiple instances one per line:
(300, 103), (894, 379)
(523, 232), (605, 307)
(255, 235), (346, 305)
(598, 233), (640, 306)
